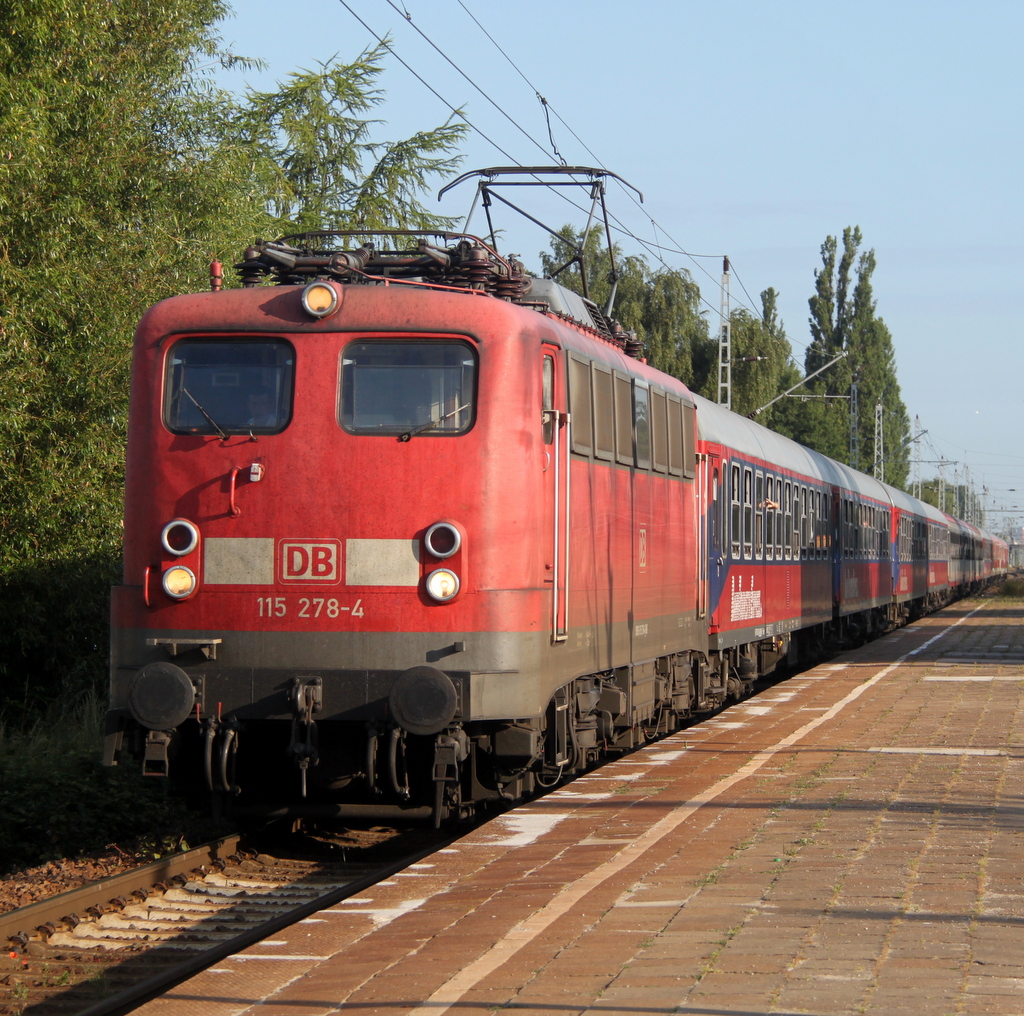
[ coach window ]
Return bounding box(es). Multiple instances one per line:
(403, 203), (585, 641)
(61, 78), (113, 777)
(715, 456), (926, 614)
(667, 395), (684, 476)
(592, 363), (614, 460)
(650, 388), (668, 472)
(614, 372), (633, 465)
(682, 403), (697, 479)
(567, 353), (593, 455)
(791, 486), (800, 558)
(755, 472), (764, 558)
(340, 341), (475, 436)
(634, 383), (651, 469)
(823, 493), (831, 553)
(730, 464), (741, 558)
(743, 468), (753, 558)
(166, 339), (295, 435)
(812, 489), (818, 557)
(799, 487), (808, 560)
(776, 480), (785, 558)
(776, 480), (785, 559)
(783, 482), (793, 560)
(815, 489), (823, 557)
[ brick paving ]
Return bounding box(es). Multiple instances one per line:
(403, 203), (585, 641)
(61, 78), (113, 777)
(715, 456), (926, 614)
(138, 594), (1024, 1016)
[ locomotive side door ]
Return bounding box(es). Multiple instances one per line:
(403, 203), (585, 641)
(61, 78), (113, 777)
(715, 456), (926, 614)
(541, 346), (569, 642)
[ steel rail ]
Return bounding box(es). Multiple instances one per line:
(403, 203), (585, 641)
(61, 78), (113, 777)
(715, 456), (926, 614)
(0, 835), (241, 949)
(73, 834), (458, 1016)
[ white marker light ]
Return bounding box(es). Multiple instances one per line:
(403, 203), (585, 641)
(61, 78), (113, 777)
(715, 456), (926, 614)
(425, 568), (459, 602)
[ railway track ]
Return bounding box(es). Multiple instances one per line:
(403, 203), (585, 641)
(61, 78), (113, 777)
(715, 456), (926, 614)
(0, 828), (453, 1016)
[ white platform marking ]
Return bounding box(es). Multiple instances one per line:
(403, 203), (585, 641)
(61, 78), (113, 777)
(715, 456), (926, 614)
(924, 675), (1023, 682)
(323, 897), (428, 929)
(868, 746), (1001, 756)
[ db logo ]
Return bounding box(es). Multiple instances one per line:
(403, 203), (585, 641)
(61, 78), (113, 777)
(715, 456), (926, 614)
(279, 540), (341, 583)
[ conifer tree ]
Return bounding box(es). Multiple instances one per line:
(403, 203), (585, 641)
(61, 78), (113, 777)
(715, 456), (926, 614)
(788, 228), (910, 486)
(232, 44), (468, 236)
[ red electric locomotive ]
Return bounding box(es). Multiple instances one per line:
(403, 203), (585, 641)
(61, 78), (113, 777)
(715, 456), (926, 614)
(104, 168), (1006, 823)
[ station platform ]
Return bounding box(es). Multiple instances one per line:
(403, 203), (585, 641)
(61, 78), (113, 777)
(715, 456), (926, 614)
(140, 594), (1024, 1016)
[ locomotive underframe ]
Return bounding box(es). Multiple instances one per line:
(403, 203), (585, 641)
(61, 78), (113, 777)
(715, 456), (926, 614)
(106, 575), (987, 825)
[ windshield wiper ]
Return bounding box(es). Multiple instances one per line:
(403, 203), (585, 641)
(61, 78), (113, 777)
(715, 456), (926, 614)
(399, 403), (470, 442)
(182, 387), (228, 440)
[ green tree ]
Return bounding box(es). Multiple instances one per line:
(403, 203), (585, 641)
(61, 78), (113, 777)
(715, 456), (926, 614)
(729, 287), (801, 424)
(847, 249), (911, 487)
(0, 0), (267, 719)
(0, 5), (469, 721)
(539, 226), (715, 394)
(788, 227), (910, 486)
(234, 44), (467, 236)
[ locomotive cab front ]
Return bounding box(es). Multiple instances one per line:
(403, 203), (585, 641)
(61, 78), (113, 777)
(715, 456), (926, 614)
(105, 258), (579, 822)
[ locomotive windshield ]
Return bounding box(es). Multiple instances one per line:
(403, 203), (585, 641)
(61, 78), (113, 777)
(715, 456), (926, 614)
(340, 341), (476, 436)
(164, 340), (294, 435)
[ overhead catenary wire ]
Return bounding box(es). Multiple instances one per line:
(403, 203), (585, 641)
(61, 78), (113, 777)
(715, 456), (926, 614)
(383, 0), (562, 166)
(334, 0), (522, 167)
(337, 2), (769, 327)
(339, 2), (699, 302)
(436, 2), (768, 321)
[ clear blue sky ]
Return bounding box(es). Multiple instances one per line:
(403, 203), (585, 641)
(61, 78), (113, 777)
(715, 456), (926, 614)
(212, 0), (1024, 531)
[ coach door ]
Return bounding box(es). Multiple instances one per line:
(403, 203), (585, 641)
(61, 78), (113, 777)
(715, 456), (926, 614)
(706, 452), (724, 627)
(697, 453), (711, 619)
(542, 347), (570, 642)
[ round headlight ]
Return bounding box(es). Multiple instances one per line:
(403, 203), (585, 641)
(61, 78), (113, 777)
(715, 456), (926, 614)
(424, 522), (461, 559)
(161, 518), (199, 556)
(162, 565), (197, 600)
(425, 568), (459, 602)
(301, 281), (340, 318)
